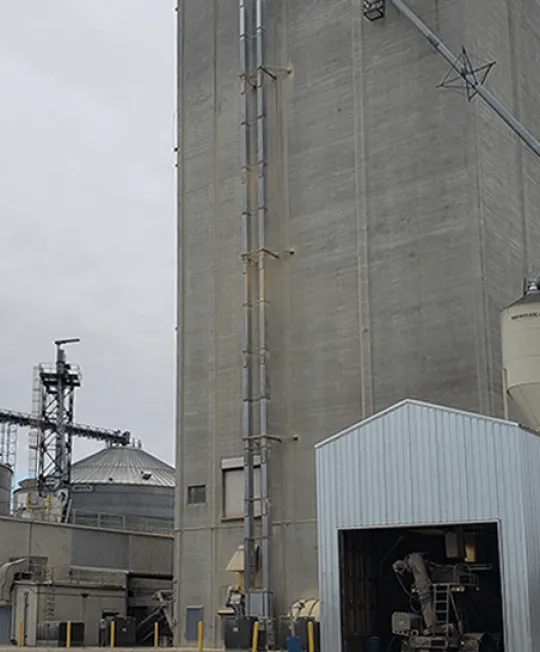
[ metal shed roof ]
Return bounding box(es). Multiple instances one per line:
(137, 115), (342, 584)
(316, 399), (540, 652)
(71, 445), (174, 487)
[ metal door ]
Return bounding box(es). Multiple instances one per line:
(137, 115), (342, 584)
(0, 606), (12, 644)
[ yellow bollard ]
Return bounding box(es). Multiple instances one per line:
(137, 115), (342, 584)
(307, 621), (315, 652)
(197, 620), (203, 652)
(154, 621), (159, 647)
(110, 620), (116, 648)
(66, 620), (72, 648)
(251, 620), (259, 652)
(17, 620), (23, 647)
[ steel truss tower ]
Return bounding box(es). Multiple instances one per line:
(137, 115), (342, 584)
(0, 423), (16, 468)
(0, 338), (130, 502)
(36, 338), (82, 494)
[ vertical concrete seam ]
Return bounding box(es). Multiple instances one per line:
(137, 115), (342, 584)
(280, 0), (295, 601)
(464, 0), (491, 416)
(351, 0), (374, 417)
(506, 0), (528, 275)
(210, 0), (219, 643)
(273, 0), (290, 611)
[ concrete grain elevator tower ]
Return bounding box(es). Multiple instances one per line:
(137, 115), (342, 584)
(174, 0), (540, 645)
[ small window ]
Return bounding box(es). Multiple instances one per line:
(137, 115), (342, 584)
(221, 458), (261, 519)
(187, 484), (206, 505)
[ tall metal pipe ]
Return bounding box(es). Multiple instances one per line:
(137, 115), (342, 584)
(389, 0), (540, 161)
(255, 0), (272, 627)
(174, 2), (187, 643)
(55, 346), (66, 491)
(240, 0), (256, 596)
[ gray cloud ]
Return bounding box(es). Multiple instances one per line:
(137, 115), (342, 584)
(0, 1), (176, 475)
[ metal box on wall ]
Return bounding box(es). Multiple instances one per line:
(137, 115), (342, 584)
(102, 616), (136, 647)
(36, 621), (85, 647)
(222, 616), (267, 651)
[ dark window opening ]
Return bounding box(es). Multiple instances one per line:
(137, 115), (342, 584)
(187, 484), (206, 505)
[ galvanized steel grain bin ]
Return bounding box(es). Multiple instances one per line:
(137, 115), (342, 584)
(69, 444), (174, 532)
(316, 400), (540, 652)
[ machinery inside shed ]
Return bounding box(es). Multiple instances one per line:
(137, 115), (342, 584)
(338, 523), (504, 652)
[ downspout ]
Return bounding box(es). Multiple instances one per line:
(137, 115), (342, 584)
(174, 0), (187, 644)
(240, 0), (256, 596)
(255, 0), (273, 634)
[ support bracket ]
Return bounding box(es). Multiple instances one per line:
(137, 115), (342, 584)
(259, 247), (279, 259)
(242, 248), (279, 263)
(438, 47), (496, 101)
(363, 0), (385, 21)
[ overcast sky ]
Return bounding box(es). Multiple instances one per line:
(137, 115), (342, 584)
(0, 1), (176, 480)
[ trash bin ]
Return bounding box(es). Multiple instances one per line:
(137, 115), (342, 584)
(364, 636), (382, 652)
(287, 635), (302, 652)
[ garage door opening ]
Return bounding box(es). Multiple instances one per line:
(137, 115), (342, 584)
(338, 523), (504, 652)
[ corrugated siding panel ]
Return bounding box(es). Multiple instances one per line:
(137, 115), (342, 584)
(520, 431), (540, 650)
(316, 401), (539, 652)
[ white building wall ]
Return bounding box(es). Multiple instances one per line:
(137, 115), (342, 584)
(315, 400), (540, 652)
(520, 432), (540, 650)
(12, 582), (126, 647)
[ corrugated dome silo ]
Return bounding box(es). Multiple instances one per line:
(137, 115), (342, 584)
(70, 442), (174, 533)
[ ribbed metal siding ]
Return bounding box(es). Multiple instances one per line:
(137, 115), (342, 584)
(316, 400), (540, 652)
(71, 484), (174, 526)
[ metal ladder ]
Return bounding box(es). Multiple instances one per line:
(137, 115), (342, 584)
(44, 567), (55, 620)
(432, 584), (451, 627)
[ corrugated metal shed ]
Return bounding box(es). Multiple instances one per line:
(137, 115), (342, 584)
(71, 445), (174, 487)
(315, 399), (540, 652)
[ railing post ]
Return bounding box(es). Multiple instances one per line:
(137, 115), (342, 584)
(197, 620), (203, 652)
(251, 620), (259, 652)
(154, 621), (159, 647)
(307, 621), (315, 652)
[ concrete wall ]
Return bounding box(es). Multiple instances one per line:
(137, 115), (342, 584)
(0, 516), (172, 575)
(12, 582), (126, 646)
(175, 0), (540, 645)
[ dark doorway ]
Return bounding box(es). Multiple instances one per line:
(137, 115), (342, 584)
(338, 522), (504, 652)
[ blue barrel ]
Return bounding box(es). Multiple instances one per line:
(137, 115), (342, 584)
(364, 636), (382, 652)
(287, 635), (302, 652)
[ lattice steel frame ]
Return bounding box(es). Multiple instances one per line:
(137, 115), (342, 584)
(0, 422), (16, 468)
(36, 340), (81, 493)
